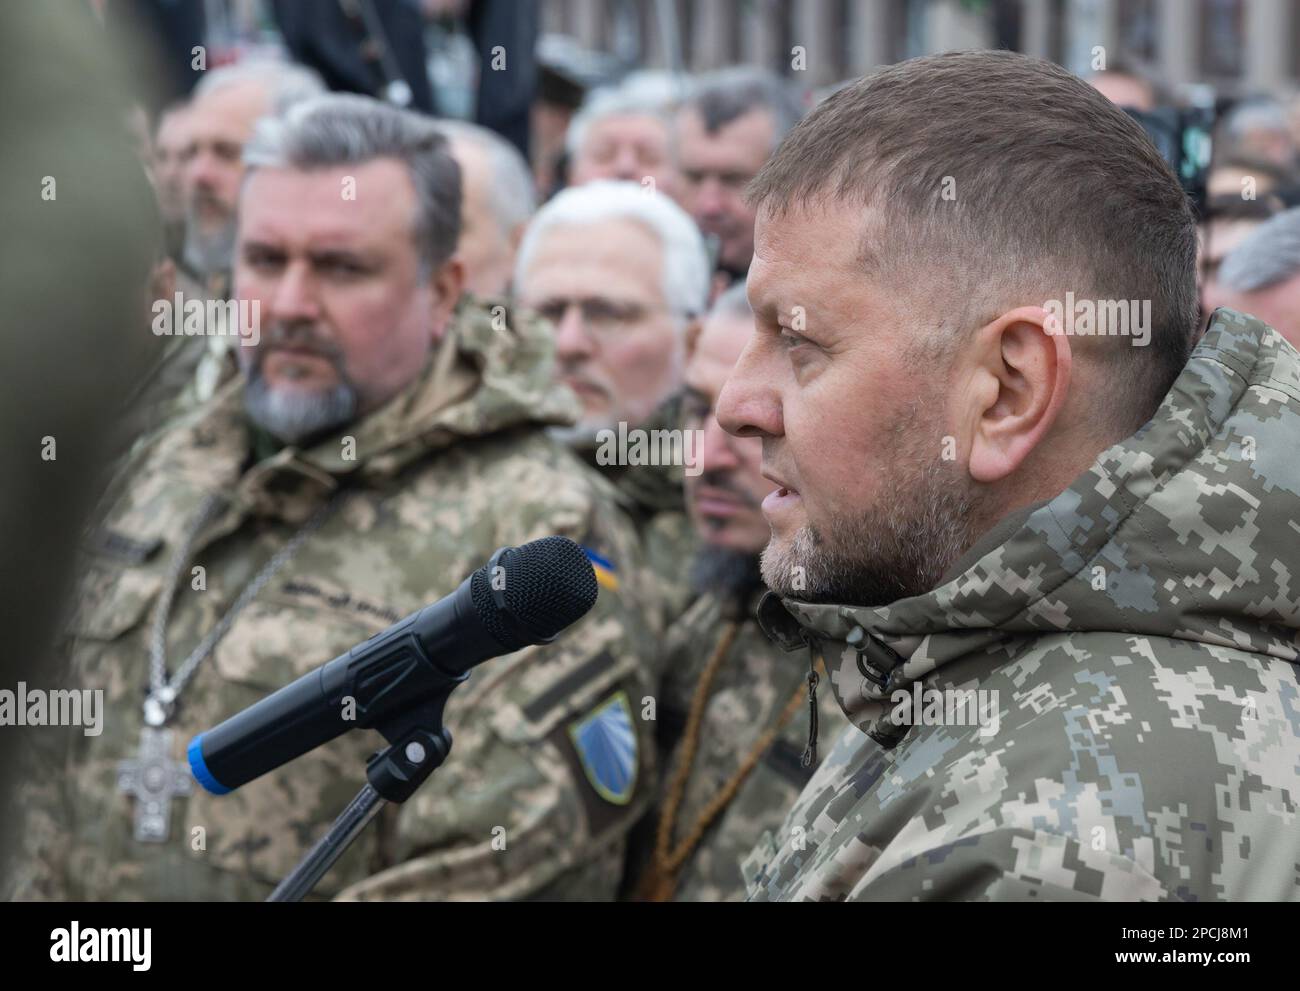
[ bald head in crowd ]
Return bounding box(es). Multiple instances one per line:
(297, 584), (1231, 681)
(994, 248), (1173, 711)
(514, 181), (709, 444)
(434, 120), (536, 298)
(1205, 207), (1300, 348)
(183, 59), (324, 285)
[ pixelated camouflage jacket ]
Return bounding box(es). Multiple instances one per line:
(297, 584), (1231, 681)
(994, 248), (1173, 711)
(635, 588), (848, 901)
(743, 309), (1300, 902)
(10, 299), (663, 902)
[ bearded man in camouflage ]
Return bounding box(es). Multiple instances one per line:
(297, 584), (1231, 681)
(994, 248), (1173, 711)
(718, 52), (1300, 901)
(11, 95), (660, 901)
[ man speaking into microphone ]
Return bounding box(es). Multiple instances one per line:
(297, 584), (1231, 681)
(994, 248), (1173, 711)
(10, 95), (660, 902)
(720, 51), (1300, 901)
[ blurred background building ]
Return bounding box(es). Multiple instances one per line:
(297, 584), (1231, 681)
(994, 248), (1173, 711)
(540, 0), (1299, 94)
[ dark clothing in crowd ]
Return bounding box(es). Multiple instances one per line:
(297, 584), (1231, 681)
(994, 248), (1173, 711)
(272, 0), (435, 114)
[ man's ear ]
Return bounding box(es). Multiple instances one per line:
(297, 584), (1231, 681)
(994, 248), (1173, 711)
(962, 305), (1072, 484)
(429, 257), (465, 341)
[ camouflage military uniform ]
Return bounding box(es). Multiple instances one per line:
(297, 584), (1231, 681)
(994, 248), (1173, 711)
(579, 393), (699, 635)
(10, 300), (662, 902)
(744, 310), (1300, 901)
(634, 588), (848, 900)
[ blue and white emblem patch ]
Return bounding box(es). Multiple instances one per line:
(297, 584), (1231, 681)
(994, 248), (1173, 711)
(567, 690), (638, 805)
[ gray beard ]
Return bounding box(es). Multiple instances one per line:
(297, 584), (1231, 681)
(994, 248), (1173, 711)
(182, 212), (236, 282)
(690, 544), (762, 604)
(244, 371), (358, 447)
(760, 399), (982, 608)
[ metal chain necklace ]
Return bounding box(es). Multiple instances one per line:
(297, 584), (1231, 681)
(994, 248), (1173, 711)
(119, 489), (341, 843)
(144, 491), (341, 726)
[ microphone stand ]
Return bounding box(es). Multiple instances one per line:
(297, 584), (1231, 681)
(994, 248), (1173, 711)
(268, 698), (456, 902)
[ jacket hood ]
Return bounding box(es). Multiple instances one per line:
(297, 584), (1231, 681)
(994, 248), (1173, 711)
(758, 308), (1300, 745)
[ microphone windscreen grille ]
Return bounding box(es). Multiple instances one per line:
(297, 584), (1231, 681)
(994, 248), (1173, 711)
(506, 536), (598, 639)
(469, 536), (598, 649)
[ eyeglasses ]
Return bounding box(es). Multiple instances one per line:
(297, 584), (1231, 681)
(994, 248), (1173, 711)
(533, 298), (680, 339)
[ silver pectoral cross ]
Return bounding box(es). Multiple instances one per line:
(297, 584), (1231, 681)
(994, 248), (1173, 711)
(116, 725), (193, 843)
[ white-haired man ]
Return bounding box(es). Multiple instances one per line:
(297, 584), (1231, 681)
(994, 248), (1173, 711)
(566, 80), (682, 201)
(433, 119), (536, 299)
(516, 180), (710, 624)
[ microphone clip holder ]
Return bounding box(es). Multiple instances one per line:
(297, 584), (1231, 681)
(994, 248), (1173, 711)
(268, 672), (462, 902)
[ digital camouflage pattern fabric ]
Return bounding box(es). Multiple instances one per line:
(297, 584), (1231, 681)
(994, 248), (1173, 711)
(641, 588), (848, 901)
(743, 310), (1300, 901)
(8, 298), (663, 902)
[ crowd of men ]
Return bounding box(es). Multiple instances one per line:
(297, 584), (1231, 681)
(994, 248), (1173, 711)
(6, 3), (1300, 903)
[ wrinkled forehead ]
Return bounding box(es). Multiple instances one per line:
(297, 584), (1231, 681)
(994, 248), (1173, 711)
(189, 81), (271, 141)
(522, 217), (667, 301)
(238, 160), (420, 249)
(749, 199), (882, 302)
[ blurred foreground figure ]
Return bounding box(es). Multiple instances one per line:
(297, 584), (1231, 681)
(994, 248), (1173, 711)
(719, 52), (1300, 901)
(12, 96), (661, 902)
(630, 286), (847, 901)
(0, 0), (160, 881)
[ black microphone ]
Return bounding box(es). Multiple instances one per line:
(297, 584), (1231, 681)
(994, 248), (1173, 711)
(188, 536), (598, 795)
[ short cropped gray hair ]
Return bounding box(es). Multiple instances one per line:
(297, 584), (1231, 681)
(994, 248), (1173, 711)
(432, 119), (536, 235)
(1219, 207), (1300, 292)
(243, 94), (462, 271)
(1222, 97), (1293, 146)
(515, 180), (710, 320)
(566, 82), (674, 159)
(193, 57), (326, 115)
(678, 67), (802, 149)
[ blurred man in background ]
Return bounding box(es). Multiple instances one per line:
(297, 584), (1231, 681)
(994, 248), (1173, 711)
(515, 180), (710, 627)
(1087, 62), (1159, 111)
(152, 101), (192, 261)
(434, 119), (536, 299)
(182, 59), (325, 299)
(566, 79), (681, 200)
(1198, 194), (1279, 324)
(1205, 206), (1300, 347)
(674, 68), (802, 289)
(176, 58), (325, 405)
(630, 285), (847, 902)
(1218, 97), (1299, 171)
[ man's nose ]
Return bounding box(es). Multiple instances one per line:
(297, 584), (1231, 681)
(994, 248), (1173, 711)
(694, 176), (727, 217)
(186, 149), (219, 191)
(612, 146), (641, 181)
(267, 260), (321, 322)
(717, 341), (781, 439)
(553, 303), (595, 360)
